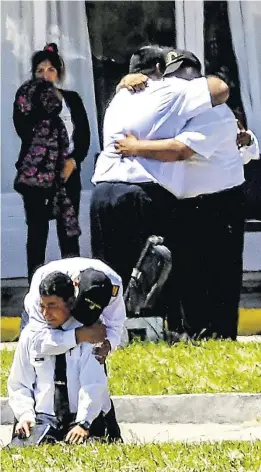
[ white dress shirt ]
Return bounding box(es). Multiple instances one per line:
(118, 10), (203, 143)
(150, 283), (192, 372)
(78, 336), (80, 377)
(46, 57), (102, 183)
(24, 257), (126, 352)
(60, 99), (74, 153)
(92, 76), (212, 197)
(174, 104), (245, 198)
(8, 318), (111, 426)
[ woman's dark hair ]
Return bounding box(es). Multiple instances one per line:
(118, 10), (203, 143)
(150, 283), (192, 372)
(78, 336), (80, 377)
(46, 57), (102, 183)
(129, 45), (166, 75)
(39, 271), (75, 302)
(31, 43), (65, 80)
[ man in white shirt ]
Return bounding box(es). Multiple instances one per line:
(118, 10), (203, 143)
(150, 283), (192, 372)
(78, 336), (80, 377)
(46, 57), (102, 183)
(114, 49), (246, 340)
(24, 257), (126, 357)
(21, 257), (126, 441)
(8, 271), (114, 445)
(90, 45), (229, 330)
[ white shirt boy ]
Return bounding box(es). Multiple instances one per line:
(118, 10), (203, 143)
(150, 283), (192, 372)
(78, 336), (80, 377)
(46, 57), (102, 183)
(8, 317), (111, 426)
(24, 257), (126, 354)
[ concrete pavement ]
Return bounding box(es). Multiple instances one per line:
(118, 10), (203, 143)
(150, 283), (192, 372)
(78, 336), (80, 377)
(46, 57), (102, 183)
(1, 422), (261, 448)
(2, 393), (261, 425)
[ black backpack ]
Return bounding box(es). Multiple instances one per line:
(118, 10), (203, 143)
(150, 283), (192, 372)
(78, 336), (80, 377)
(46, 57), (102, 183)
(124, 235), (172, 318)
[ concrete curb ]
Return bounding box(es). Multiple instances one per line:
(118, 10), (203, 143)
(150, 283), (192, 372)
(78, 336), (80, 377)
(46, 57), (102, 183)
(1, 393), (261, 425)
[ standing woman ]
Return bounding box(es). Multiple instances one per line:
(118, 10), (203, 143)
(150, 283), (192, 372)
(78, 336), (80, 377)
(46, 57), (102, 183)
(13, 43), (90, 282)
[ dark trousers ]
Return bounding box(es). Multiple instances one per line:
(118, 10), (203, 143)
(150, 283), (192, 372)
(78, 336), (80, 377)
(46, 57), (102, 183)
(23, 172), (81, 283)
(177, 185), (245, 340)
(90, 181), (183, 330)
(90, 181), (244, 339)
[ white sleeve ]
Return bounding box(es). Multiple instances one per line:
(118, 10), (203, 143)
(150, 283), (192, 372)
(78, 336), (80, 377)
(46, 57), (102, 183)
(24, 266), (45, 327)
(240, 130), (260, 165)
(76, 346), (110, 425)
(32, 328), (77, 356)
(101, 284), (126, 351)
(176, 77), (212, 121)
(8, 330), (36, 424)
(174, 111), (225, 158)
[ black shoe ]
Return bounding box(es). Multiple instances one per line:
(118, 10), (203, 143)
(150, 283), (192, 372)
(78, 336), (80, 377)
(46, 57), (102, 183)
(104, 401), (123, 443)
(165, 330), (191, 345)
(89, 412), (106, 438)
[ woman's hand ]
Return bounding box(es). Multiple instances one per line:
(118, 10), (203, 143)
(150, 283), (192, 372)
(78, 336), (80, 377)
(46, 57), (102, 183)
(62, 158), (76, 182)
(115, 132), (139, 157)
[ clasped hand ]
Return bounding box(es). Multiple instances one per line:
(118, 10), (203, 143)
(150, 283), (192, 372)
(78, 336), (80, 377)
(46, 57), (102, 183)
(115, 132), (139, 157)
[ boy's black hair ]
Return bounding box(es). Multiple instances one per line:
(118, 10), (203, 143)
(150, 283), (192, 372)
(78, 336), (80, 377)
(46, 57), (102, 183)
(39, 271), (75, 302)
(129, 45), (166, 76)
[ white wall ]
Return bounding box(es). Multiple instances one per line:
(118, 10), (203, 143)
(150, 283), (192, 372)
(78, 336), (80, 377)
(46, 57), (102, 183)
(1, 190), (92, 278)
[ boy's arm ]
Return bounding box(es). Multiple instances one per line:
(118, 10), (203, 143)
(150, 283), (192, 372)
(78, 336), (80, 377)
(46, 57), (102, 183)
(75, 346), (110, 426)
(115, 111), (227, 162)
(115, 132), (194, 162)
(32, 324), (106, 356)
(100, 284), (127, 352)
(116, 73), (229, 107)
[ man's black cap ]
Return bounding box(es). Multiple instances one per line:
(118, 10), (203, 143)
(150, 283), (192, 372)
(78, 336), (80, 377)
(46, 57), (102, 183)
(71, 268), (112, 326)
(164, 49), (202, 77)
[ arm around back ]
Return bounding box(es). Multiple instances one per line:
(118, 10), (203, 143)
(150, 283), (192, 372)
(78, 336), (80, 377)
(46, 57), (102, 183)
(206, 76), (229, 106)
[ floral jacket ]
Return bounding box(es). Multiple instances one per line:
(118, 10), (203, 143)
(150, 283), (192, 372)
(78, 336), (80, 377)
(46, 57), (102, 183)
(13, 79), (81, 238)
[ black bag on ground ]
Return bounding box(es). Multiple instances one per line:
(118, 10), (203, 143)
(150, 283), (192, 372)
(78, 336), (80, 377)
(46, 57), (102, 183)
(124, 235), (172, 318)
(8, 424), (52, 447)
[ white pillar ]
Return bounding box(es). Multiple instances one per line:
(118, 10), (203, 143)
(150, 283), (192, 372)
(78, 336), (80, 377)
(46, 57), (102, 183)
(227, 0), (261, 145)
(33, 0), (47, 50)
(175, 0), (205, 73)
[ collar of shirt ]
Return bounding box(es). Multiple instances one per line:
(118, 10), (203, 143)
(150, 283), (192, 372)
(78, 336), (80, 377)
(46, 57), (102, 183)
(62, 316), (82, 331)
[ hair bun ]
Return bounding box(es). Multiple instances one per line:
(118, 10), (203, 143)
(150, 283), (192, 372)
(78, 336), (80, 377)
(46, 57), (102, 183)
(44, 43), (59, 55)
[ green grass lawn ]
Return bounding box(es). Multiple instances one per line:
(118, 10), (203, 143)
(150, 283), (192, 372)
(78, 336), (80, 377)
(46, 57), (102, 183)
(2, 440), (261, 472)
(1, 340), (261, 397)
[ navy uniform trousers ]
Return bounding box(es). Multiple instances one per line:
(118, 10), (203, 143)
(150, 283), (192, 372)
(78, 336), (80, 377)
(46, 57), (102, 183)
(177, 184), (245, 340)
(90, 181), (245, 340)
(90, 181), (183, 332)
